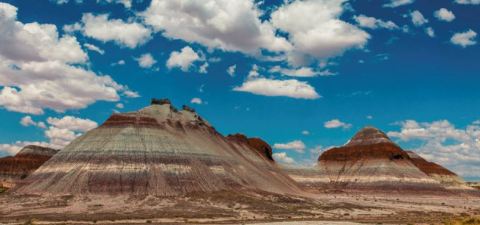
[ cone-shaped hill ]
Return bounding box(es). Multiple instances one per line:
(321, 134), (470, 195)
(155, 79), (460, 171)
(0, 145), (58, 189)
(14, 99), (301, 196)
(286, 127), (466, 192)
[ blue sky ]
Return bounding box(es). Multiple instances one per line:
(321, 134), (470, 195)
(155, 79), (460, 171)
(0, 0), (479, 180)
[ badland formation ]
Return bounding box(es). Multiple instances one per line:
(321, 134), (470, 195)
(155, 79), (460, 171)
(0, 99), (479, 224)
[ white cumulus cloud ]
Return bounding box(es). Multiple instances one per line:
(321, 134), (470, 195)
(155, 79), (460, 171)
(199, 62), (209, 74)
(354, 15), (399, 30)
(136, 53), (157, 68)
(451, 29), (477, 48)
(0, 3), (87, 64)
(234, 77), (320, 100)
(45, 116), (97, 147)
(1, 115), (98, 155)
(434, 8), (455, 22)
(271, 0), (369, 65)
(273, 140), (306, 153)
(141, 0), (368, 66)
(227, 64), (236, 77)
(166, 46), (201, 72)
(425, 27), (435, 38)
(141, 0), (291, 55)
(46, 116), (97, 132)
(410, 10), (428, 27)
(455, 0), (480, 4)
(112, 59), (125, 66)
(0, 61), (133, 114)
(123, 90), (140, 98)
(104, 0), (132, 8)
(324, 119), (352, 129)
(20, 116), (36, 127)
(269, 66), (331, 78)
(190, 97), (203, 105)
(54, 0), (132, 8)
(383, 0), (415, 8)
(83, 43), (105, 55)
(66, 13), (152, 48)
(272, 152), (296, 164)
(20, 116), (46, 129)
(0, 3), (135, 115)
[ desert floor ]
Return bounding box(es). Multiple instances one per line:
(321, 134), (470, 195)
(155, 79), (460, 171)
(0, 190), (479, 224)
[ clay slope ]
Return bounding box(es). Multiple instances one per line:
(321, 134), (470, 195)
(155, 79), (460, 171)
(288, 127), (444, 192)
(14, 99), (301, 196)
(0, 145), (58, 188)
(406, 151), (471, 189)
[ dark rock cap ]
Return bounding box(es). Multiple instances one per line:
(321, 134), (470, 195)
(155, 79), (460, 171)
(227, 134), (273, 161)
(151, 98), (171, 105)
(182, 105), (196, 113)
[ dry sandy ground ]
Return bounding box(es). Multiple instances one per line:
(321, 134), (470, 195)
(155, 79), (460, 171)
(244, 222), (365, 225)
(0, 190), (479, 224)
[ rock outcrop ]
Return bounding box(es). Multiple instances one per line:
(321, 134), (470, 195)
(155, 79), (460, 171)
(226, 134), (273, 161)
(14, 100), (301, 196)
(0, 145), (58, 188)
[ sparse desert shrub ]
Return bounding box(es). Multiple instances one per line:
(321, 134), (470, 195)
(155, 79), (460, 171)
(0, 187), (7, 194)
(23, 218), (35, 225)
(146, 220), (152, 224)
(464, 217), (480, 224)
(443, 216), (480, 225)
